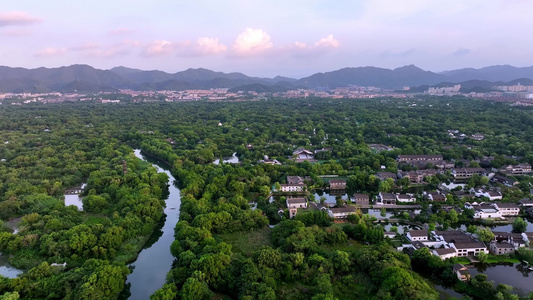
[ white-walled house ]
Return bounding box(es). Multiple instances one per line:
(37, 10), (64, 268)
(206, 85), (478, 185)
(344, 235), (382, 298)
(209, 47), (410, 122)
(450, 241), (488, 257)
(328, 207), (356, 219)
(378, 192), (396, 205)
(432, 248), (457, 260)
(471, 188), (502, 201)
(465, 202), (502, 219)
(407, 230), (428, 242)
(493, 203), (520, 216)
(431, 230), (488, 257)
(281, 183), (305, 192)
(286, 197), (308, 209)
(351, 193), (370, 205)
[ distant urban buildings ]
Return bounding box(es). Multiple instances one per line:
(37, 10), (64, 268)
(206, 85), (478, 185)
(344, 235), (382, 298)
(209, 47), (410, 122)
(3, 81), (533, 106)
(426, 85), (461, 95)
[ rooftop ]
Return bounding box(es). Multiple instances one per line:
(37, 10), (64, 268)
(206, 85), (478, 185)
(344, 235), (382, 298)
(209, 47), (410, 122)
(352, 193), (369, 200)
(453, 241), (486, 249)
(330, 207), (356, 213)
(494, 202), (519, 209)
(409, 230), (428, 237)
(287, 198), (307, 204)
(434, 248), (456, 255)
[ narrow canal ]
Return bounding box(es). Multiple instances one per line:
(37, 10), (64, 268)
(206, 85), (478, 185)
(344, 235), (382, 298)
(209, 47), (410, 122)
(121, 149), (181, 299)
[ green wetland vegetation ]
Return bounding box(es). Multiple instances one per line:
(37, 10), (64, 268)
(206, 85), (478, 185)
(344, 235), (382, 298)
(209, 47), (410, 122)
(0, 97), (533, 299)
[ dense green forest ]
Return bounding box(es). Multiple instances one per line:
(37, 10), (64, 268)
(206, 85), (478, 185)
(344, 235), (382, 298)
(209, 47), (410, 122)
(0, 97), (532, 299)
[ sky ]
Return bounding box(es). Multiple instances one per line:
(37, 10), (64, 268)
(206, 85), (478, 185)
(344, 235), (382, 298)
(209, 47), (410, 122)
(1, 0), (532, 78)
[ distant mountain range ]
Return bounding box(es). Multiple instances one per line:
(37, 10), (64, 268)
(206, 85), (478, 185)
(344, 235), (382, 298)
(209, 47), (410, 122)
(1, 64), (533, 93)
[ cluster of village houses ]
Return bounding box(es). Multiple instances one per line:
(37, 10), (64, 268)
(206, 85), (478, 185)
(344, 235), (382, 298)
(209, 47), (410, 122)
(277, 153), (533, 279)
(280, 154), (532, 216)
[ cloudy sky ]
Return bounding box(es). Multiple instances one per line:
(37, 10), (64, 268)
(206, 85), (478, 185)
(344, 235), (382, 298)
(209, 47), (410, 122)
(1, 0), (532, 78)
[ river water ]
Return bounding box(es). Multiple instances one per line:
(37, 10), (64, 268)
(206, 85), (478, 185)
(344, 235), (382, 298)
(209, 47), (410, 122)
(470, 263), (533, 296)
(121, 149), (181, 300)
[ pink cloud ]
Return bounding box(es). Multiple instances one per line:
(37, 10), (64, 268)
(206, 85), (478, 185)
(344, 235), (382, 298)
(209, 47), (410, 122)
(174, 38), (227, 57)
(282, 34), (340, 58)
(34, 47), (68, 57)
(290, 42), (308, 49)
(232, 28), (273, 56)
(314, 34), (340, 48)
(288, 35), (340, 50)
(195, 37), (227, 55)
(81, 40), (140, 58)
(142, 40), (175, 57)
(0, 11), (41, 27)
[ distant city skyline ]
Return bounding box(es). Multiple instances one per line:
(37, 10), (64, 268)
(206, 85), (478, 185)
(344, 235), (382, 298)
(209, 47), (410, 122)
(1, 0), (532, 78)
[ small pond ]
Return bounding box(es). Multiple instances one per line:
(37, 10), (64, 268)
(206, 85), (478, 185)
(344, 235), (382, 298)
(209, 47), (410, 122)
(379, 223), (420, 234)
(363, 208), (394, 219)
(213, 152), (240, 164)
(63, 183), (86, 211)
(434, 283), (464, 299)
(469, 263), (533, 296)
(0, 254), (23, 278)
(457, 217), (533, 233)
(313, 190), (347, 207)
(0, 266), (23, 278)
(64, 195), (83, 211)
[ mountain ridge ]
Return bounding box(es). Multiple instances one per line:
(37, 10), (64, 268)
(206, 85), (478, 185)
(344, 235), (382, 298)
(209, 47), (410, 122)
(1, 64), (533, 93)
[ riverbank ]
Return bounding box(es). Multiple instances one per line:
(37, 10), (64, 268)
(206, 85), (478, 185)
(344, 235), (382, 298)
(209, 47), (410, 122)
(120, 150), (182, 300)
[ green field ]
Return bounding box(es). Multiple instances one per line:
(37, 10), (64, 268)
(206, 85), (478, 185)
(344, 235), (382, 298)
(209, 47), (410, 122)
(215, 226), (273, 256)
(318, 239), (363, 255)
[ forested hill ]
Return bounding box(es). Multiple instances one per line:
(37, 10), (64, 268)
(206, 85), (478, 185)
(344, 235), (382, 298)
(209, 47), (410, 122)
(1, 64), (533, 92)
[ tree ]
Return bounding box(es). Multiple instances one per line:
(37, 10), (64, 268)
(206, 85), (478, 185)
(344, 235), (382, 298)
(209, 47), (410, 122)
(378, 179), (393, 193)
(397, 177), (410, 189)
(331, 250), (351, 274)
(466, 224), (477, 234)
(84, 195), (109, 213)
(512, 217), (528, 233)
(476, 251), (488, 263)
(150, 283), (177, 300)
(77, 263), (129, 300)
(0, 292), (20, 300)
(255, 247), (281, 269)
(448, 209), (459, 224)
(335, 197), (344, 207)
(476, 227), (495, 243)
(181, 272), (213, 300)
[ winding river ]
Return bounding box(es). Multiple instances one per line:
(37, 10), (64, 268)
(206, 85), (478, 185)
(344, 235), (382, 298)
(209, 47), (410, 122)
(121, 150), (181, 300)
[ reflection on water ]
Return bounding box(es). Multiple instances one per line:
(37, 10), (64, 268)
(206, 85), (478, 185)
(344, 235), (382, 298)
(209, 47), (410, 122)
(0, 253), (23, 278)
(434, 284), (464, 299)
(120, 150), (182, 300)
(0, 265), (22, 278)
(64, 194), (83, 211)
(363, 208), (394, 219)
(454, 218), (533, 233)
(470, 263), (533, 296)
(213, 152), (240, 164)
(380, 223), (420, 234)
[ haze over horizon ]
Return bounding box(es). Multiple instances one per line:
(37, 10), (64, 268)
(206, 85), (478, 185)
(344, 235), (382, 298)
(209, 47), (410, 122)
(1, 0), (532, 78)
